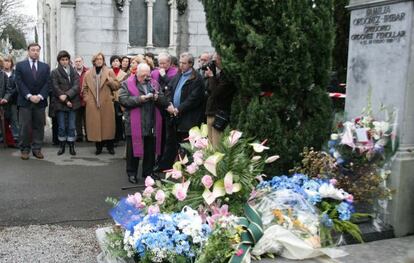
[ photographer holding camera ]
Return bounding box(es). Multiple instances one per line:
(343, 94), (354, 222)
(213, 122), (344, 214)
(119, 63), (167, 184)
(205, 53), (236, 148)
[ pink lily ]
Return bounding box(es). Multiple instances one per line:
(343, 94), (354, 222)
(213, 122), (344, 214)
(228, 130), (242, 147)
(173, 180), (191, 201)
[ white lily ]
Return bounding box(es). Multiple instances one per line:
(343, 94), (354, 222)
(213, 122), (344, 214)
(249, 140), (269, 153)
(204, 152), (225, 176)
(223, 172), (241, 194)
(202, 180), (226, 205)
(265, 155), (280, 163)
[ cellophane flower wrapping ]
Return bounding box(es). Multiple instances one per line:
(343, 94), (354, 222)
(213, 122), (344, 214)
(252, 189), (321, 249)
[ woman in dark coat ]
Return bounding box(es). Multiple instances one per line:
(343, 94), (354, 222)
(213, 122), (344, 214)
(51, 50), (81, 155)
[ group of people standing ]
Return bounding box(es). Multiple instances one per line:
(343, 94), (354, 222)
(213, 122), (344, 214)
(0, 43), (236, 184)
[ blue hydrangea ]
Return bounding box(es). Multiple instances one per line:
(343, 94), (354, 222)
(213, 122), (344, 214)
(337, 202), (353, 221)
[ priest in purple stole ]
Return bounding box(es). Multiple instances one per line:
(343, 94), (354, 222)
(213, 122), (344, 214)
(119, 63), (167, 184)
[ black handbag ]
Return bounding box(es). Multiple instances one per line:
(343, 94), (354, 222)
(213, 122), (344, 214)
(212, 110), (230, 131)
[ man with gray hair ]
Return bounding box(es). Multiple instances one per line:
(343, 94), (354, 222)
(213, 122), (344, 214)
(153, 52), (205, 172)
(119, 63), (167, 184)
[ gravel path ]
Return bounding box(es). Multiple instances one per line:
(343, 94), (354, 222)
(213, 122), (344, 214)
(0, 225), (104, 263)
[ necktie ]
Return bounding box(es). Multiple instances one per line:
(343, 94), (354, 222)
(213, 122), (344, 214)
(31, 60), (37, 79)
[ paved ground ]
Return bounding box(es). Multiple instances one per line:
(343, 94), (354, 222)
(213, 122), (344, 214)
(0, 141), (143, 227)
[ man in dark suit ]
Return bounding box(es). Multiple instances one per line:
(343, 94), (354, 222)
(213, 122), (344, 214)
(154, 52), (205, 171)
(15, 43), (51, 160)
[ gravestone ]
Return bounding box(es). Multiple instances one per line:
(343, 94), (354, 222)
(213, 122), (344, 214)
(346, 0), (414, 236)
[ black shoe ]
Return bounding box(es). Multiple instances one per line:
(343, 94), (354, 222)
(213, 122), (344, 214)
(95, 142), (103, 155)
(128, 175), (138, 184)
(57, 141), (66, 155)
(76, 137), (83, 142)
(108, 148), (115, 155)
(68, 142), (76, 156)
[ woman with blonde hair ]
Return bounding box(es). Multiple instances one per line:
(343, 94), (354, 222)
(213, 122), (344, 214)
(82, 52), (120, 154)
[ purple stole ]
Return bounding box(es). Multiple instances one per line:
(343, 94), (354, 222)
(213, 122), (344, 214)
(127, 76), (162, 157)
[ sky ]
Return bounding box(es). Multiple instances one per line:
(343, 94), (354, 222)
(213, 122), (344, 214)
(21, 0), (37, 18)
(20, 0), (37, 42)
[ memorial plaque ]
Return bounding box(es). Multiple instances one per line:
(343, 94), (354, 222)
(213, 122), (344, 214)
(129, 0), (147, 46)
(346, 1), (412, 119)
(346, 0), (414, 237)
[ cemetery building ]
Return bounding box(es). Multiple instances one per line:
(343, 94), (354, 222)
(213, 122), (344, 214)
(37, 0), (214, 67)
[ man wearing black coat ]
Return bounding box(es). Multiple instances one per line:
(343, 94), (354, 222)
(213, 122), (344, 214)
(154, 52), (205, 171)
(15, 43), (51, 160)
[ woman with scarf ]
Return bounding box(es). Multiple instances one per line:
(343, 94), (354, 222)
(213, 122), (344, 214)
(119, 63), (167, 184)
(82, 52), (120, 155)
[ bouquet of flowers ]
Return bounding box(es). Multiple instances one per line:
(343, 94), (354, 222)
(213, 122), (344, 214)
(108, 198), (211, 262)
(161, 124), (279, 215)
(254, 174), (362, 248)
(327, 106), (396, 203)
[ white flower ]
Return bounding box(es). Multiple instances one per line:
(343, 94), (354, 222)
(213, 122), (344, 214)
(330, 133), (339, 140)
(318, 183), (348, 200)
(265, 155), (280, 163)
(250, 142), (269, 153)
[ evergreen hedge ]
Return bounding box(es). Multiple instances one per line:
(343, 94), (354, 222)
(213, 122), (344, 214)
(202, 0), (335, 173)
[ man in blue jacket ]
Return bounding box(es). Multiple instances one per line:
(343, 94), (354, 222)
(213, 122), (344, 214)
(15, 43), (51, 160)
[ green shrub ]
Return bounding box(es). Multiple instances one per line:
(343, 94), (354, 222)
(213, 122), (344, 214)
(202, 0), (335, 172)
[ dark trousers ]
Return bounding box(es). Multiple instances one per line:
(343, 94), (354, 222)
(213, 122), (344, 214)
(19, 104), (45, 153)
(156, 120), (188, 170)
(114, 102), (124, 142)
(126, 135), (155, 178)
(75, 107), (86, 140)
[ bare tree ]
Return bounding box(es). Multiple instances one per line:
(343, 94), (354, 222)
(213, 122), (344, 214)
(0, 0), (33, 36)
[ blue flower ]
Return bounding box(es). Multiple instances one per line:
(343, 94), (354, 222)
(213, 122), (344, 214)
(337, 202), (352, 221)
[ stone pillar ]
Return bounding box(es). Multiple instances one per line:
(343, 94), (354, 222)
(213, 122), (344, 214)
(60, 2), (76, 62)
(346, 0), (414, 236)
(168, 0), (177, 49)
(145, 0), (155, 48)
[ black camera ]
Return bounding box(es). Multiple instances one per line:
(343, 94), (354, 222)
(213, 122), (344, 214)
(201, 60), (216, 76)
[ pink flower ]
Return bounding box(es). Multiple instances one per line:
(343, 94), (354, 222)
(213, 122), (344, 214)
(194, 138), (209, 149)
(228, 130), (242, 147)
(143, 186), (155, 198)
(346, 194), (354, 203)
(193, 150), (204, 165)
(147, 205), (160, 215)
(155, 190), (166, 204)
(235, 249), (244, 257)
(145, 176), (155, 187)
(126, 192), (145, 209)
(207, 204), (230, 227)
(166, 169), (183, 179)
(186, 162), (199, 174)
(202, 175), (213, 189)
(173, 181), (190, 201)
(330, 179), (338, 185)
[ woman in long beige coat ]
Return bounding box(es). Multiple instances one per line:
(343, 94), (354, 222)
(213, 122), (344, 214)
(82, 52), (120, 155)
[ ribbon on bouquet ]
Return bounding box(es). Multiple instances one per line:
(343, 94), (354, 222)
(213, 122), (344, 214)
(229, 204), (263, 263)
